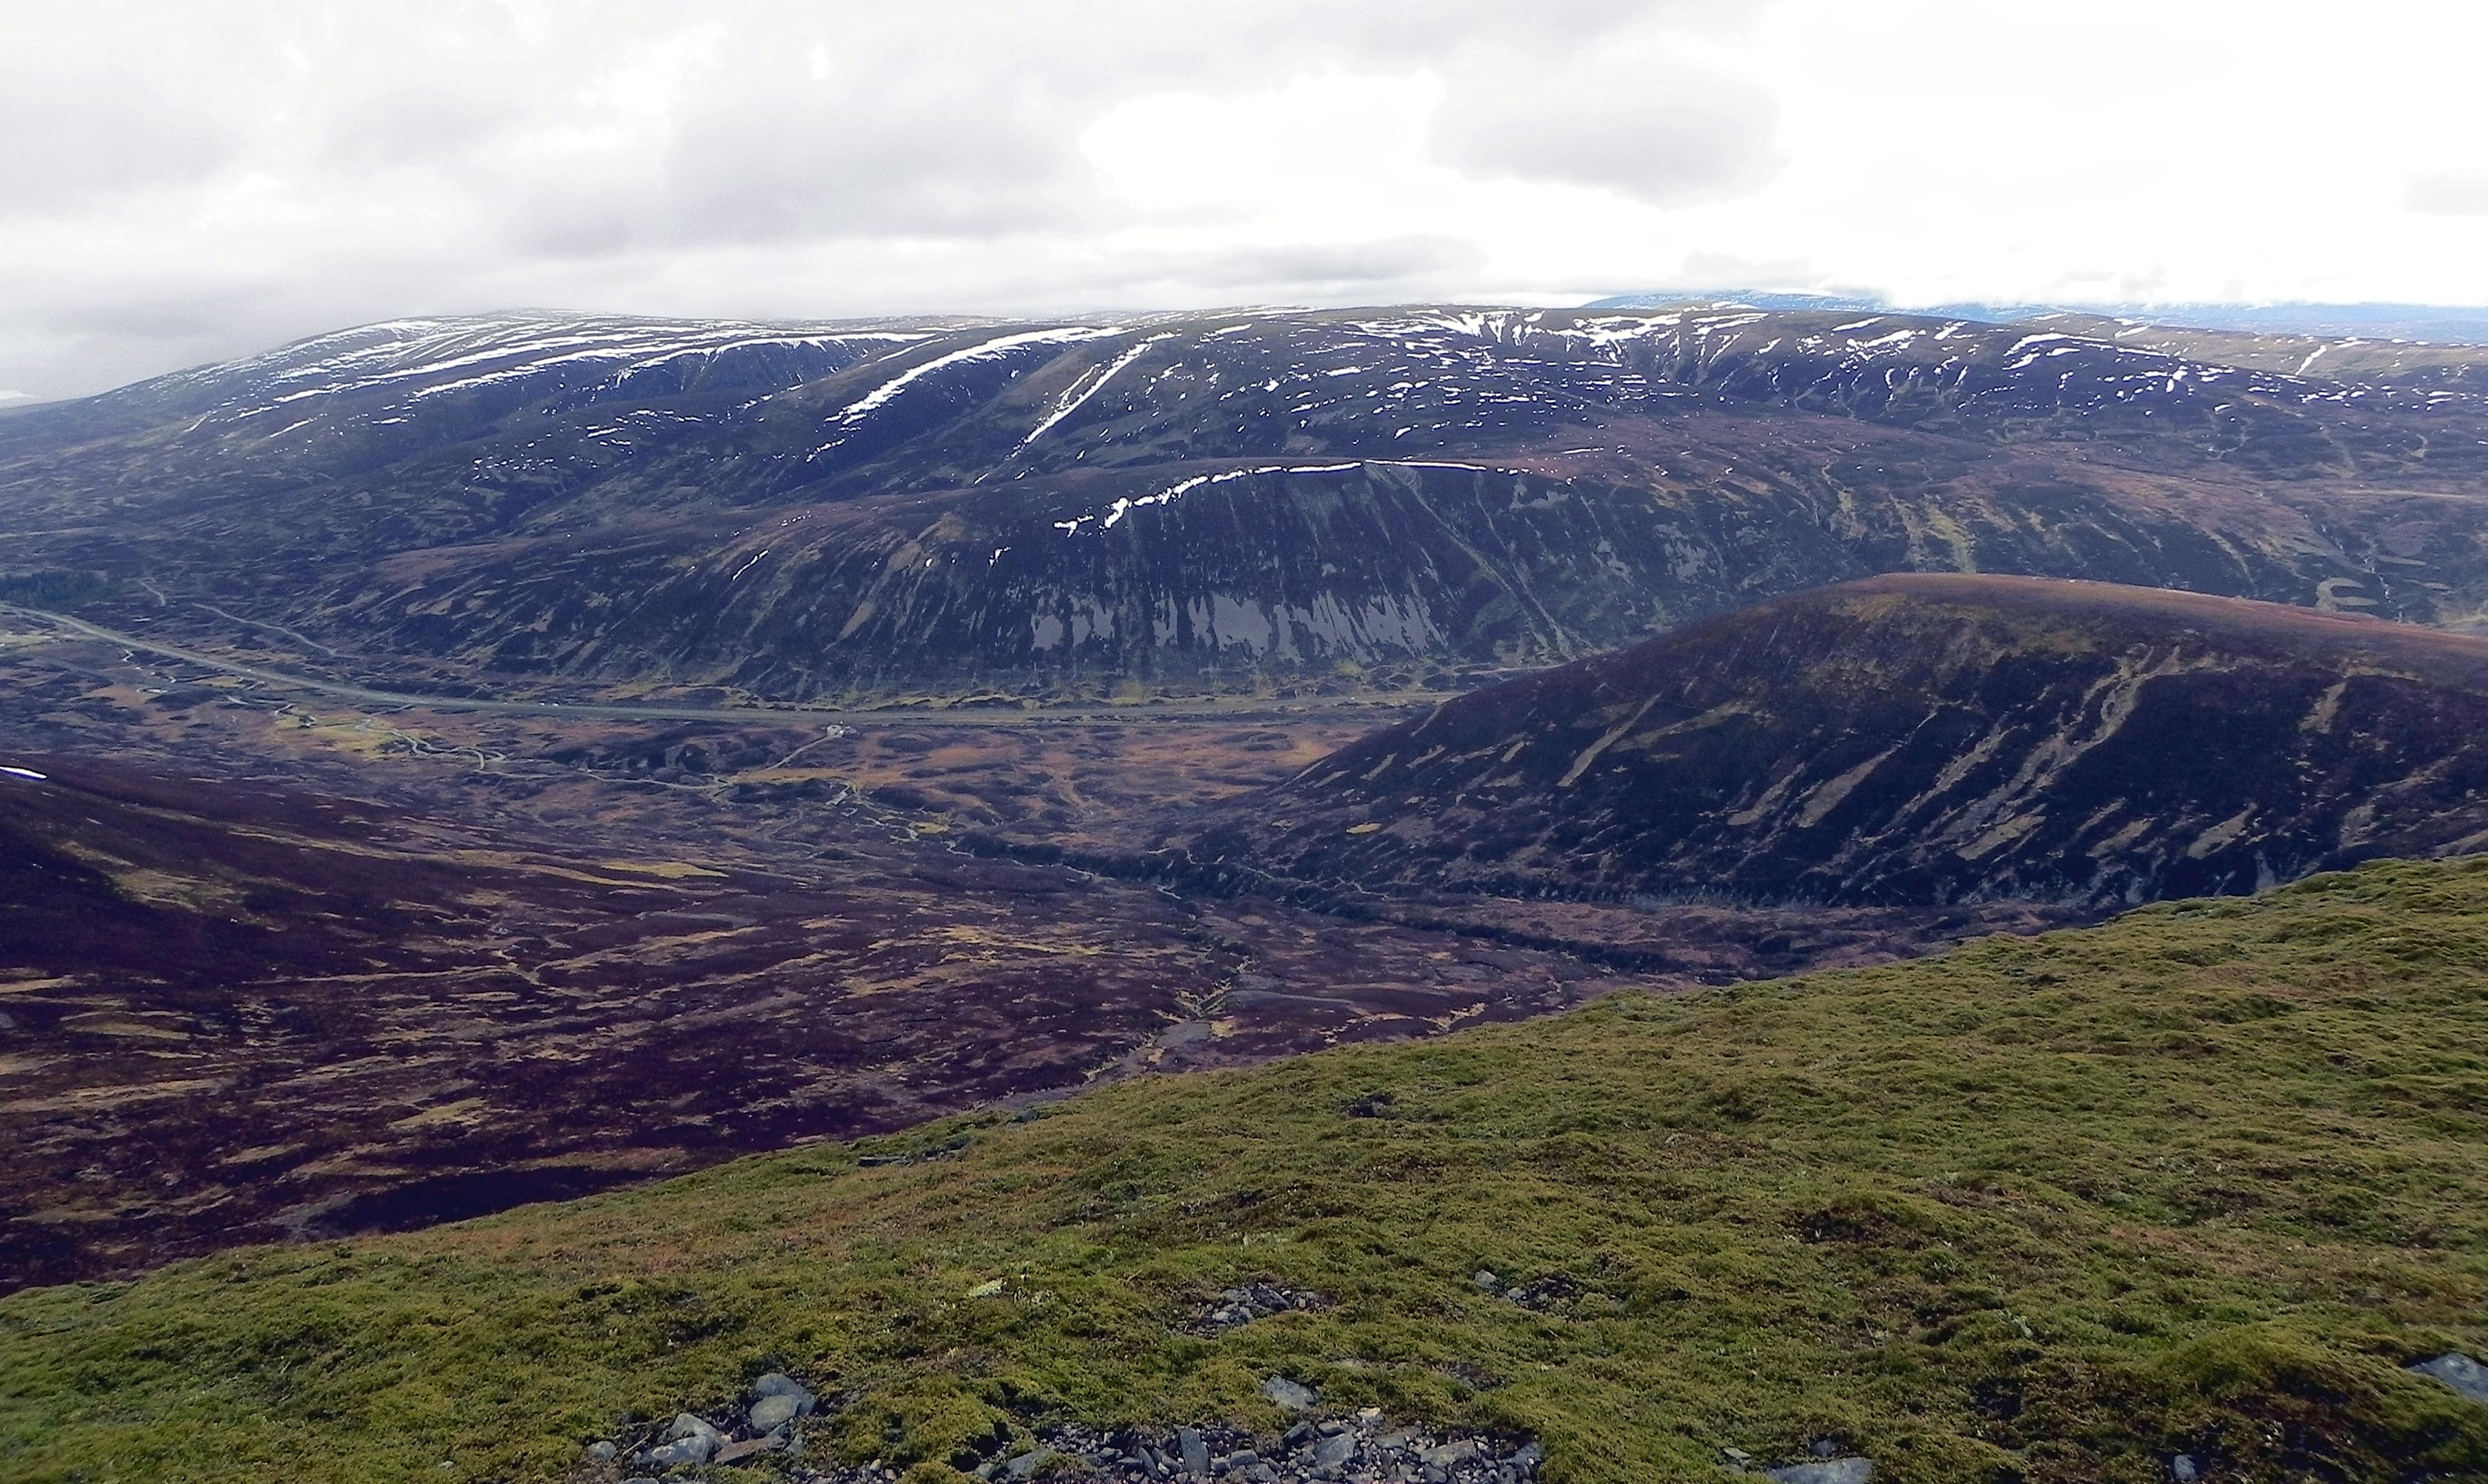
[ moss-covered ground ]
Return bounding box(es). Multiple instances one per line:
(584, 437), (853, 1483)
(6, 859), (2488, 1483)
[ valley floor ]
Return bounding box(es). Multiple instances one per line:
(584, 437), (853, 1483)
(0, 619), (2031, 1292)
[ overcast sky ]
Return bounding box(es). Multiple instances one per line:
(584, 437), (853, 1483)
(5, 0), (2486, 400)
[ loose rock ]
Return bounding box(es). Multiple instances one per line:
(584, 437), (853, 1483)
(1763, 1460), (1872, 1484)
(2410, 1352), (2488, 1404)
(1260, 1377), (1318, 1414)
(644, 1412), (727, 1468)
(1196, 1282), (1329, 1332)
(750, 1373), (819, 1433)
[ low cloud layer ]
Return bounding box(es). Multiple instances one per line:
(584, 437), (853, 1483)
(5, 1), (2486, 398)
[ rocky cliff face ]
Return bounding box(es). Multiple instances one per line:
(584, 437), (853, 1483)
(1179, 575), (2488, 909)
(7, 308), (2488, 699)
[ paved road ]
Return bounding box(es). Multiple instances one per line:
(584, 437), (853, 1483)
(1, 604), (1433, 728)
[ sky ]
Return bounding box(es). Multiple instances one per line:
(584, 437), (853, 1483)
(5, 0), (2487, 401)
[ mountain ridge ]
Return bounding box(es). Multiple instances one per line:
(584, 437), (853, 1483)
(8, 304), (2488, 704)
(1179, 574), (2488, 911)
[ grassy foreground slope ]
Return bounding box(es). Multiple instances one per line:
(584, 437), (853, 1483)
(7, 861), (2488, 1483)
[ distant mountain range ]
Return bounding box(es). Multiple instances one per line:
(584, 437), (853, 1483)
(1586, 289), (2488, 346)
(7, 303), (2488, 704)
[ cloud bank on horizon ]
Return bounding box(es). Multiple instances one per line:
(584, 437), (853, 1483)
(5, 0), (2486, 400)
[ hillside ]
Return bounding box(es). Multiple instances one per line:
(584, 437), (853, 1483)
(7, 306), (2488, 702)
(0, 752), (1244, 1291)
(3, 855), (2485, 1483)
(0, 602), (2035, 1296)
(1179, 576), (2488, 910)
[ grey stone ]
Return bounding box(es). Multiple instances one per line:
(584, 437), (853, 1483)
(585, 1440), (618, 1462)
(2171, 1457), (2197, 1483)
(1314, 1432), (1359, 1473)
(1763, 1461), (1873, 1484)
(1511, 1444), (1544, 1470)
(1282, 1424), (1315, 1449)
(751, 1391), (812, 1433)
(2410, 1352), (2488, 1404)
(1005, 1449), (1049, 1479)
(1181, 1427), (1211, 1477)
(1262, 1376), (1318, 1413)
(753, 1371), (813, 1401)
(1418, 1442), (1477, 1469)
(647, 1414), (724, 1468)
(1318, 1421), (1349, 1437)
(1471, 1271), (1499, 1290)
(645, 1438), (713, 1468)
(667, 1414), (725, 1445)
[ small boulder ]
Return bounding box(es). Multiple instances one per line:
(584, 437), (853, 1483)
(1419, 1441), (1477, 1469)
(1764, 1461), (1872, 1484)
(2410, 1352), (2488, 1405)
(1312, 1431), (1358, 1474)
(584, 1440), (618, 1462)
(646, 1414), (724, 1468)
(2171, 1456), (2198, 1483)
(1005, 1449), (1050, 1479)
(1179, 1427), (1211, 1476)
(1261, 1376), (1318, 1413)
(748, 1374), (817, 1434)
(646, 1438), (713, 1468)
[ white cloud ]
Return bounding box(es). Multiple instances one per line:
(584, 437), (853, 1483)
(2409, 176), (2488, 216)
(1, 0), (2484, 399)
(1430, 56), (1779, 206)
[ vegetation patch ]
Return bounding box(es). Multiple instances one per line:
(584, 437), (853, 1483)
(0, 569), (120, 609)
(6, 859), (2488, 1482)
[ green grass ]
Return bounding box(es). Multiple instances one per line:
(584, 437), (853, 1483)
(8, 859), (2488, 1483)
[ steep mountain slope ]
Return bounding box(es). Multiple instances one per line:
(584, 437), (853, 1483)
(6, 854), (2486, 1483)
(7, 306), (2488, 700)
(1181, 576), (2488, 909)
